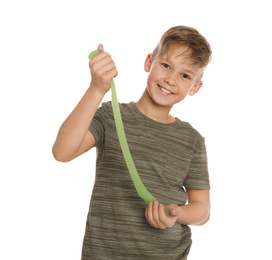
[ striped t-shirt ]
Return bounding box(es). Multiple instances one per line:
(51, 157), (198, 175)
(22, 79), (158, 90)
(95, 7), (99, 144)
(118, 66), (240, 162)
(81, 101), (210, 260)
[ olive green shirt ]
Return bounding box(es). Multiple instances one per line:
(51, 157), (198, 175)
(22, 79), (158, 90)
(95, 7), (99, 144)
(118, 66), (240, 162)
(81, 102), (210, 260)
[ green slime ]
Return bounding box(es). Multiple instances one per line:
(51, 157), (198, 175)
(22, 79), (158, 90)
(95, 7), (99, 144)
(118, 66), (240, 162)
(89, 50), (169, 216)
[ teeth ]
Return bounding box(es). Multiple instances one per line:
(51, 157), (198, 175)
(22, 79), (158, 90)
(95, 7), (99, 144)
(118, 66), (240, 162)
(160, 86), (172, 94)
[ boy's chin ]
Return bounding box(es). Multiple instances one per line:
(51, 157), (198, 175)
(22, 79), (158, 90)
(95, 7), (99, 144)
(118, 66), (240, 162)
(151, 98), (176, 108)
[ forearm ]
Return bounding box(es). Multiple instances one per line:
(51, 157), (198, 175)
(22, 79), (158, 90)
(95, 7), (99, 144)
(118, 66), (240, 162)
(145, 189), (210, 229)
(52, 85), (104, 161)
(176, 201), (210, 226)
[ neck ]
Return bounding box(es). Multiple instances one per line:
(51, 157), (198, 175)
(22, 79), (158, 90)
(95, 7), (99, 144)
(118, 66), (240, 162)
(135, 89), (176, 124)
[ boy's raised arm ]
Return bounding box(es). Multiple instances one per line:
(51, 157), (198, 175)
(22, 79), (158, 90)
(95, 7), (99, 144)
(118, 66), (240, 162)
(52, 44), (117, 162)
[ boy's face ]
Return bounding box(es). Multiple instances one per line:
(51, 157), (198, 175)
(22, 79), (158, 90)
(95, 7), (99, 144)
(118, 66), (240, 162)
(144, 45), (203, 108)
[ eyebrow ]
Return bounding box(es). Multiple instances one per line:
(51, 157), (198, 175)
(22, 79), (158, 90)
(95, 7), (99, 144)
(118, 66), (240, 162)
(160, 57), (196, 77)
(182, 68), (195, 77)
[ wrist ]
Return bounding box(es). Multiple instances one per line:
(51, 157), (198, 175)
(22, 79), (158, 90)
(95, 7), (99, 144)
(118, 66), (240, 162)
(88, 83), (107, 100)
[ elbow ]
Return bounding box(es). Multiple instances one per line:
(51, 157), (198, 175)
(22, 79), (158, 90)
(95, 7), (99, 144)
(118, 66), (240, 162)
(52, 144), (72, 163)
(197, 207), (210, 226)
(198, 213), (210, 226)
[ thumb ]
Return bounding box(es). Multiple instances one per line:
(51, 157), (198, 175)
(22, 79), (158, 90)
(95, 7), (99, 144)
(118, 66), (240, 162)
(97, 44), (104, 51)
(170, 207), (181, 217)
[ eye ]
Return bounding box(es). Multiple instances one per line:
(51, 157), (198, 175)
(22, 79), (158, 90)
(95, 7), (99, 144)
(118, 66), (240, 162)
(162, 63), (170, 69)
(181, 74), (190, 79)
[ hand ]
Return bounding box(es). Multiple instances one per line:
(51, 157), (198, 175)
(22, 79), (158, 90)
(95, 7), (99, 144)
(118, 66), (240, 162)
(89, 44), (118, 95)
(145, 200), (181, 229)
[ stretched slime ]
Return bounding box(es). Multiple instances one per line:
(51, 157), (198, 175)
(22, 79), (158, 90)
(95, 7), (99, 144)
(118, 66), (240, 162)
(89, 50), (168, 216)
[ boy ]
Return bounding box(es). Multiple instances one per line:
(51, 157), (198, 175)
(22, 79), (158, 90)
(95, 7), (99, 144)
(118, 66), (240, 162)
(53, 26), (212, 259)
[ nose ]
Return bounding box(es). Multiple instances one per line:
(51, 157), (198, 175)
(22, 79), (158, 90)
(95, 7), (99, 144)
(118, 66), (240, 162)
(164, 71), (175, 86)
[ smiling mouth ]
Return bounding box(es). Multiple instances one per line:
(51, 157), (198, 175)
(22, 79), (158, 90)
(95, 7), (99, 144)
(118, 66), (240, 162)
(158, 85), (174, 94)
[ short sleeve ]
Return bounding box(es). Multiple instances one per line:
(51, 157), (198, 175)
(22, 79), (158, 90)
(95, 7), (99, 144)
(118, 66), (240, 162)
(88, 102), (110, 149)
(184, 135), (210, 190)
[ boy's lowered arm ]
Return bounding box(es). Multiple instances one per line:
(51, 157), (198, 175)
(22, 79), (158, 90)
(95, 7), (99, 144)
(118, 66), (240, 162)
(145, 189), (210, 229)
(177, 189), (210, 226)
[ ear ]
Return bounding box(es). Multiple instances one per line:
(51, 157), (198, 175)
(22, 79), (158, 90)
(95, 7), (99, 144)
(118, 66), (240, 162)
(188, 81), (203, 96)
(144, 54), (152, 72)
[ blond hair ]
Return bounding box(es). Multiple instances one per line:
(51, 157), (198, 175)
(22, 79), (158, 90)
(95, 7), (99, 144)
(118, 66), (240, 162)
(152, 26), (212, 71)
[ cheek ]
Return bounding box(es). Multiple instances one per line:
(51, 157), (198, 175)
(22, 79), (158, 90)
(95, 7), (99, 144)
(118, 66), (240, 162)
(146, 72), (158, 88)
(176, 83), (192, 98)
(148, 67), (161, 80)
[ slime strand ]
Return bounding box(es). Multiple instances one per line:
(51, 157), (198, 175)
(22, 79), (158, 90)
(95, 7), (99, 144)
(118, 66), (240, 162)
(89, 50), (169, 216)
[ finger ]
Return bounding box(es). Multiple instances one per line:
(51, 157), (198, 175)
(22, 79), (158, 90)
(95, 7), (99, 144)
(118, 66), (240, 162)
(97, 44), (104, 51)
(152, 200), (159, 224)
(95, 59), (116, 73)
(170, 208), (177, 216)
(146, 202), (158, 228)
(91, 55), (116, 75)
(95, 52), (117, 78)
(96, 61), (118, 82)
(145, 202), (151, 221)
(107, 67), (118, 79)
(145, 204), (148, 219)
(89, 49), (111, 69)
(159, 203), (170, 229)
(160, 204), (179, 228)
(158, 203), (167, 223)
(153, 201), (166, 229)
(170, 206), (181, 217)
(91, 52), (111, 66)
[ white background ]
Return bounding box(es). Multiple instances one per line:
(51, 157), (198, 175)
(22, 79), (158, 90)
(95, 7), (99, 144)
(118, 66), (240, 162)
(1, 0), (271, 259)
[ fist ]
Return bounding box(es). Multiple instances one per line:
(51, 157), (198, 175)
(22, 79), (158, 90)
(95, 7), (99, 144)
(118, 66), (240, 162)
(145, 201), (181, 229)
(89, 44), (118, 94)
